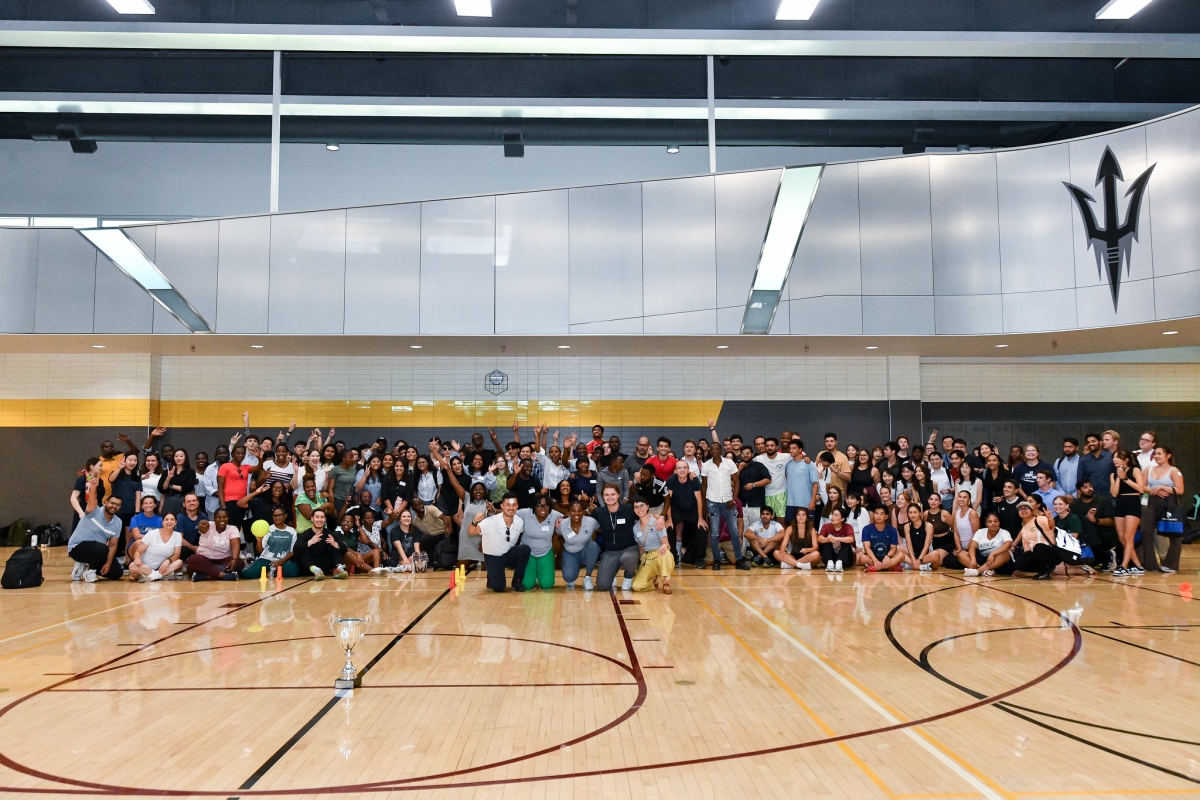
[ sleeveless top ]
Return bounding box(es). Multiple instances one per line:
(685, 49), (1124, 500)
(954, 507), (975, 549)
(1146, 465), (1177, 490)
(849, 466), (874, 494)
(1115, 467), (1142, 497)
(929, 511), (955, 552)
(902, 522), (928, 556)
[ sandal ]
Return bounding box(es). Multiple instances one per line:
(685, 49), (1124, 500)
(661, 580), (672, 595)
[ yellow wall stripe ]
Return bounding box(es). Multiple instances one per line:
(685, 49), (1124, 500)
(0, 399), (724, 428)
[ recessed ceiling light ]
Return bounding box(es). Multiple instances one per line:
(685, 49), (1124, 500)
(106, 0), (155, 13)
(865, 346), (878, 350)
(716, 345), (729, 349)
(454, 0), (491, 16)
(1163, 330), (1179, 335)
(250, 344), (264, 349)
(557, 345), (571, 349)
(409, 345), (423, 349)
(776, 0), (819, 20)
(326, 144), (340, 151)
(666, 146), (680, 154)
(995, 344), (1009, 348)
(1095, 0), (1155, 19)
(92, 344), (106, 349)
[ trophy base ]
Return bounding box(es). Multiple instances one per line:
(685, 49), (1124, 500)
(334, 676), (361, 690)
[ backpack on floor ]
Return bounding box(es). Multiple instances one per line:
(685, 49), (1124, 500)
(433, 538), (457, 570)
(2, 547), (43, 589)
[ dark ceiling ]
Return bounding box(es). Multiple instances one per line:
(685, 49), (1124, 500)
(0, 0), (1195, 148)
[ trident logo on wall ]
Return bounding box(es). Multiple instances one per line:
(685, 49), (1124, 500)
(1063, 146), (1155, 311)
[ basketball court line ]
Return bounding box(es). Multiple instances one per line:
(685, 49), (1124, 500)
(0, 595), (157, 646)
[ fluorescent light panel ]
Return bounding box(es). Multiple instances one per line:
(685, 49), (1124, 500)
(751, 166), (822, 292)
(454, 0), (491, 17)
(106, 0), (155, 13)
(1096, 0), (1155, 19)
(776, 0), (820, 20)
(80, 228), (172, 290)
(32, 216), (97, 228)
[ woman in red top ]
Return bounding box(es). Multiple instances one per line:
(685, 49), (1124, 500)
(217, 444), (252, 529)
(817, 508), (855, 572)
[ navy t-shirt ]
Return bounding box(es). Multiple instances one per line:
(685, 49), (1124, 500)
(666, 475), (702, 516)
(862, 523), (899, 558)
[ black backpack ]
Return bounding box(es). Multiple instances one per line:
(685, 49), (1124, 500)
(433, 538), (458, 570)
(2, 547), (44, 589)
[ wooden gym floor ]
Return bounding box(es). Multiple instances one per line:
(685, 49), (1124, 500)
(0, 548), (1198, 799)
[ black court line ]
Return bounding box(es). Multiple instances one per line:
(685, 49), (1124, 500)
(230, 586), (451, 798)
(1081, 627), (1200, 669)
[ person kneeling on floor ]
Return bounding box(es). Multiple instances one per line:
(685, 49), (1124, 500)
(472, 492), (530, 593)
(516, 495), (562, 590)
(862, 505), (904, 572)
(241, 506), (300, 579)
(187, 509), (241, 581)
(631, 496), (673, 593)
(68, 478), (124, 583)
(294, 510), (348, 580)
(593, 485), (641, 591)
(128, 512), (184, 582)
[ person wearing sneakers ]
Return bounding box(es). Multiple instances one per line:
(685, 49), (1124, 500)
(817, 507), (855, 572)
(472, 492), (530, 593)
(631, 495), (673, 594)
(899, 503), (934, 571)
(862, 505), (903, 572)
(127, 512), (183, 582)
(68, 479), (124, 582)
(593, 484), (641, 591)
(962, 511), (1014, 576)
(186, 508), (242, 581)
(558, 499), (601, 590)
(240, 506), (299, 579)
(293, 509), (349, 580)
(744, 506), (786, 566)
(773, 506), (821, 570)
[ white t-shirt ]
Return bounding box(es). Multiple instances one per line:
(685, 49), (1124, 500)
(478, 513), (525, 557)
(972, 528), (1013, 558)
(140, 529), (181, 569)
(681, 456), (701, 478)
(141, 473), (162, 501)
(262, 459), (296, 486)
(746, 519), (784, 540)
(845, 507), (870, 547)
(701, 458), (737, 503)
(754, 453), (790, 496)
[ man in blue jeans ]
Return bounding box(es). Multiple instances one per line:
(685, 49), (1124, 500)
(700, 448), (750, 571)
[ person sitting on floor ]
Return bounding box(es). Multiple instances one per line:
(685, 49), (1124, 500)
(744, 506), (786, 567)
(128, 511), (183, 582)
(187, 508), (241, 582)
(293, 509), (348, 580)
(68, 478), (124, 583)
(962, 511), (1014, 577)
(862, 505), (904, 572)
(241, 506), (299, 579)
(817, 507), (856, 573)
(386, 508), (419, 573)
(1011, 501), (1058, 580)
(774, 506), (821, 570)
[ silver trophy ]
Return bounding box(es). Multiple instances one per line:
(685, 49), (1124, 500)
(330, 616), (371, 690)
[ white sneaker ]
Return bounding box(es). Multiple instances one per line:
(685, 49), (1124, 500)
(565, 581), (576, 589)
(398, 564), (412, 573)
(136, 573), (148, 583)
(834, 560), (843, 572)
(621, 578), (633, 592)
(83, 569), (98, 583)
(962, 568), (979, 577)
(369, 566), (387, 574)
(779, 561), (794, 569)
(919, 563), (933, 572)
(799, 562), (812, 571)
(71, 561), (87, 581)
(583, 576), (594, 591)
(825, 560), (834, 571)
(983, 569), (996, 577)
(1160, 565), (1177, 574)
(149, 571), (162, 582)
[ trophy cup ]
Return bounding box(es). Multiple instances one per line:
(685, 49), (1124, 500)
(330, 616), (371, 690)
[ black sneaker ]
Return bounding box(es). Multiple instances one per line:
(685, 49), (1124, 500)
(736, 559), (752, 571)
(191, 572), (207, 582)
(752, 556), (763, 566)
(1033, 571), (1053, 580)
(512, 582), (526, 592)
(712, 562), (721, 571)
(221, 571), (238, 581)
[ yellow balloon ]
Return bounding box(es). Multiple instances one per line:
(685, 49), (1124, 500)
(251, 519), (269, 538)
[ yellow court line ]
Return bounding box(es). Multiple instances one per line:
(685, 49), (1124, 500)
(1014, 791), (1200, 797)
(681, 578), (902, 799)
(0, 594), (158, 647)
(718, 581), (1014, 800)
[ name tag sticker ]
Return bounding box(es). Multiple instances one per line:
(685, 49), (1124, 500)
(528, 487), (535, 494)
(617, 518), (626, 524)
(541, 525), (550, 532)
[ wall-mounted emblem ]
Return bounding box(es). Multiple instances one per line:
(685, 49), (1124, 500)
(1063, 146), (1154, 311)
(484, 369), (508, 396)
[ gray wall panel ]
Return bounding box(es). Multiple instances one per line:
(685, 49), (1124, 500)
(568, 183), (643, 326)
(642, 309), (717, 334)
(495, 190), (568, 335)
(858, 157), (934, 296)
(569, 317), (643, 334)
(34, 229), (96, 333)
(934, 294), (1003, 335)
(791, 162), (862, 300)
(1154, 270), (1200, 321)
(1002, 288), (1077, 333)
(420, 196), (495, 335)
(94, 254), (154, 333)
(996, 143), (1076, 294)
(863, 295), (935, 335)
(215, 215), (271, 334)
(769, 292), (790, 334)
(929, 152), (1002, 296)
(0, 228), (38, 333)
(153, 220), (219, 334)
(716, 169), (782, 314)
(269, 210), (346, 334)
(1076, 278), (1155, 328)
(790, 295), (863, 335)
(1146, 108), (1200, 280)
(1067, 127), (1154, 290)
(344, 203), (421, 335)
(642, 175), (716, 317)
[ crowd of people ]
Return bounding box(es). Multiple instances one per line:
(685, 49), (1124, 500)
(66, 416), (1189, 592)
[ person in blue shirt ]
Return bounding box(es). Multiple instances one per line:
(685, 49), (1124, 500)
(862, 505), (903, 572)
(1033, 470), (1066, 510)
(128, 495), (163, 554)
(1053, 438), (1081, 498)
(1011, 444), (1055, 500)
(783, 440), (820, 539)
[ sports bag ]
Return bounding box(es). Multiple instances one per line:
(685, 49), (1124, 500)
(433, 537), (458, 570)
(1, 547), (44, 589)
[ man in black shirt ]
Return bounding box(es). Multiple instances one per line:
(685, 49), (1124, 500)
(507, 458), (542, 509)
(993, 479), (1022, 538)
(665, 460), (704, 567)
(1070, 480), (1116, 570)
(737, 445), (771, 518)
(595, 436), (625, 471)
(592, 484), (640, 591)
(461, 431), (497, 470)
(631, 465), (668, 511)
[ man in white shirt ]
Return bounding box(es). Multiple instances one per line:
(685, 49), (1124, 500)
(928, 451), (952, 505)
(753, 437), (790, 522)
(744, 506), (786, 566)
(201, 445), (229, 516)
(700, 449), (749, 571)
(469, 492), (530, 593)
(1135, 431), (1157, 471)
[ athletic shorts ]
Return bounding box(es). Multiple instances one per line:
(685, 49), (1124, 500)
(765, 494), (786, 519)
(784, 505), (809, 524)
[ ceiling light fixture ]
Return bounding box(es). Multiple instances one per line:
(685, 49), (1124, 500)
(250, 344), (264, 349)
(557, 345), (570, 349)
(1163, 330), (1179, 335)
(717, 345), (729, 349)
(409, 345), (422, 349)
(105, 0), (155, 13)
(995, 343), (1009, 348)
(454, 0), (491, 16)
(865, 346), (879, 350)
(326, 143), (340, 151)
(92, 344), (106, 348)
(666, 145), (680, 154)
(1095, 0), (1155, 19)
(776, 0), (820, 21)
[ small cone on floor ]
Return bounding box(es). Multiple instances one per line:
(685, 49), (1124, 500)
(260, 566), (267, 581)
(449, 570), (456, 589)
(276, 565), (283, 582)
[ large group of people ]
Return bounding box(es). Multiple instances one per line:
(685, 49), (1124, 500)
(66, 416), (1189, 591)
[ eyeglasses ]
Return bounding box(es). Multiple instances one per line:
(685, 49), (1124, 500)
(504, 526), (511, 543)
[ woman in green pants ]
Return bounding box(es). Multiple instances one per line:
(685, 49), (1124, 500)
(516, 495), (563, 590)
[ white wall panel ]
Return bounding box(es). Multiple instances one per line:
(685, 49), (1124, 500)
(420, 196), (495, 335)
(568, 183), (642, 326)
(0, 228), (38, 333)
(344, 203), (421, 335)
(215, 215), (271, 334)
(1146, 108), (1200, 280)
(1076, 278), (1155, 328)
(34, 229), (96, 334)
(858, 156), (934, 296)
(1154, 270), (1200, 321)
(642, 175), (716, 317)
(94, 254), (154, 333)
(862, 295), (935, 336)
(642, 309), (717, 334)
(495, 190), (569, 335)
(1002, 288), (1077, 333)
(929, 152), (1002, 296)
(996, 143), (1076, 294)
(715, 169), (782, 329)
(934, 294), (1003, 335)
(791, 162), (862, 300)
(269, 210), (347, 334)
(789, 295), (863, 335)
(153, 220), (219, 334)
